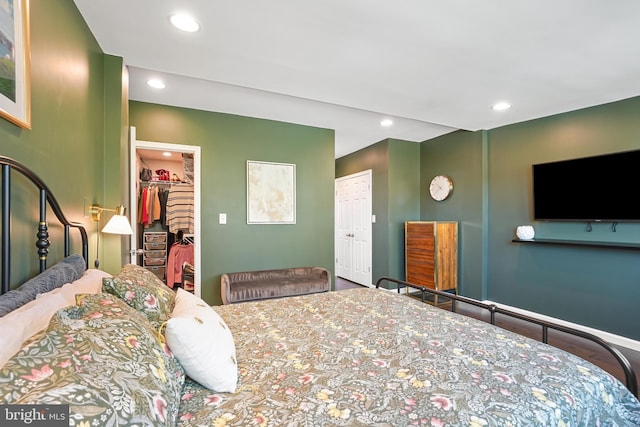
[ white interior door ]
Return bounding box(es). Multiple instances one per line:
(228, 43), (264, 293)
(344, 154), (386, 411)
(335, 170), (372, 286)
(129, 126), (202, 297)
(335, 178), (353, 279)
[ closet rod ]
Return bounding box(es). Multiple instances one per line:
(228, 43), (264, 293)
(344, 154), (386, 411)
(140, 181), (191, 187)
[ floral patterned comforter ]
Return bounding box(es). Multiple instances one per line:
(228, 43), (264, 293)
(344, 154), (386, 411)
(178, 288), (640, 427)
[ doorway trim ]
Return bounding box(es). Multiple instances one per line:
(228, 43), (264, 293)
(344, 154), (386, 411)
(129, 126), (202, 297)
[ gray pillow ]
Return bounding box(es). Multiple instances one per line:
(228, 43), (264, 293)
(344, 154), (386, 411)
(0, 254), (86, 317)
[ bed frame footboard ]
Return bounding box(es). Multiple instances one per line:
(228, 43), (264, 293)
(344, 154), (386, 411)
(375, 276), (638, 397)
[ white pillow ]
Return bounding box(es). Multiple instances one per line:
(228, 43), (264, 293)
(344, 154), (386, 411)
(0, 292), (68, 369)
(57, 269), (112, 305)
(165, 288), (238, 392)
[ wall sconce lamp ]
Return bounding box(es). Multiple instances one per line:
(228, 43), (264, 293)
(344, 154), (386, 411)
(90, 204), (133, 267)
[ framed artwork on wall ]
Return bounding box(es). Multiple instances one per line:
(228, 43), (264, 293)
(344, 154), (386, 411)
(247, 160), (296, 224)
(0, 0), (31, 129)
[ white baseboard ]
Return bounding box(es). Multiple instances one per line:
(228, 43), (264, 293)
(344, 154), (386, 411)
(482, 300), (640, 353)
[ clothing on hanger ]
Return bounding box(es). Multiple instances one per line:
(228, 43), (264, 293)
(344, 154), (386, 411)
(166, 238), (194, 288)
(166, 184), (194, 233)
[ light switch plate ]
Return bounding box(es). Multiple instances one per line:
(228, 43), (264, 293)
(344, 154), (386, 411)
(219, 213), (227, 224)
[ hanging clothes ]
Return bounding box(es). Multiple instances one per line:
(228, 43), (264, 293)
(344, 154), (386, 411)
(166, 184), (194, 233)
(137, 184), (169, 228)
(147, 186), (162, 225)
(138, 187), (149, 225)
(166, 240), (194, 288)
(145, 186), (154, 227)
(159, 188), (169, 226)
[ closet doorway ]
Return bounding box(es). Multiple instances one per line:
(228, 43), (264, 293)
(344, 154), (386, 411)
(129, 126), (202, 297)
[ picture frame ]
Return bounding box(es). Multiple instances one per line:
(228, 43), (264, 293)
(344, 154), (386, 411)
(0, 0), (31, 129)
(247, 160), (296, 224)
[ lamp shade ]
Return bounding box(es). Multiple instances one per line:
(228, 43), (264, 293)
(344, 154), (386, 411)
(102, 213), (133, 235)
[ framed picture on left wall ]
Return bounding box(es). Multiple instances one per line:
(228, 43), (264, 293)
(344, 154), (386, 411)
(0, 0), (30, 129)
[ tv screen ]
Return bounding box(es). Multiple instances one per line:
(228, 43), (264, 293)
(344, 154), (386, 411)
(532, 150), (640, 222)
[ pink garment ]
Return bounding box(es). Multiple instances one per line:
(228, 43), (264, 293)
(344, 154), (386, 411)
(166, 243), (194, 288)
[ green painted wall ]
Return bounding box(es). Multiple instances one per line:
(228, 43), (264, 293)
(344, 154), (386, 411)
(420, 130), (485, 298)
(101, 56), (130, 273)
(129, 101), (335, 305)
(419, 98), (640, 339)
(387, 141), (421, 280)
(336, 141), (389, 285)
(335, 139), (420, 286)
(0, 0), (107, 287)
(486, 96), (640, 339)
(342, 98), (640, 339)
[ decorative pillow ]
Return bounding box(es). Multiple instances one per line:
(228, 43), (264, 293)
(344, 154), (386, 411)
(118, 263), (168, 288)
(102, 264), (175, 328)
(0, 293), (185, 426)
(0, 253), (86, 316)
(165, 288), (238, 392)
(0, 268), (109, 370)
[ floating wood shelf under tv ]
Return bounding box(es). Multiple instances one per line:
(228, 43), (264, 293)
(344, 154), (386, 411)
(512, 238), (640, 250)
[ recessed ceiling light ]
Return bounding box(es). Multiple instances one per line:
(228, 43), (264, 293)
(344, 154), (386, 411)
(170, 14), (200, 32)
(162, 152), (172, 157)
(492, 102), (512, 111)
(147, 79), (166, 89)
(380, 119), (393, 127)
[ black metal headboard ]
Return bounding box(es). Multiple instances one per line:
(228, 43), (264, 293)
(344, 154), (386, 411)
(1, 156), (89, 294)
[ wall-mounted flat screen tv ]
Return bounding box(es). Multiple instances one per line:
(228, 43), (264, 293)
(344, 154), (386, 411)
(532, 149), (640, 222)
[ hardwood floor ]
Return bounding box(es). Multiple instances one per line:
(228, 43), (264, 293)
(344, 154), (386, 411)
(335, 277), (640, 398)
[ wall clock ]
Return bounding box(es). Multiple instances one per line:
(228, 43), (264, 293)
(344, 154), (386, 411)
(429, 175), (453, 201)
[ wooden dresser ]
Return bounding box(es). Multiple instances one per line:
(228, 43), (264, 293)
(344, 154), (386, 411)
(405, 221), (458, 305)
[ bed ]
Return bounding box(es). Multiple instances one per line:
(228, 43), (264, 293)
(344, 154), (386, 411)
(1, 155), (640, 426)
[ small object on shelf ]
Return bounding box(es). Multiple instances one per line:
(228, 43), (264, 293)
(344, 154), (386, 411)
(155, 169), (170, 181)
(515, 225), (535, 240)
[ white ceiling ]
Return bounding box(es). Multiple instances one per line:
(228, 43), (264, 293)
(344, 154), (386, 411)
(73, 0), (640, 158)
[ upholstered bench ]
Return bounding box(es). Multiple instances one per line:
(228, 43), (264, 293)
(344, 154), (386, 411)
(220, 267), (331, 304)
